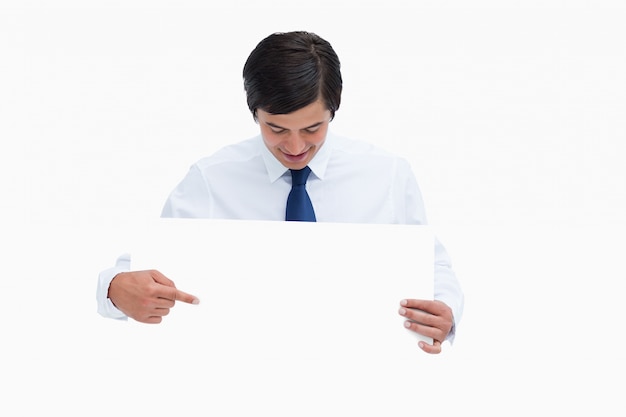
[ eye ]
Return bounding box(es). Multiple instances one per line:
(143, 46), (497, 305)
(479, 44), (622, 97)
(270, 128), (287, 134)
(303, 127), (320, 134)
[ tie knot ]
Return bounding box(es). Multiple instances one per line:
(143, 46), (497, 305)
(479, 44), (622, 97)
(290, 166), (311, 186)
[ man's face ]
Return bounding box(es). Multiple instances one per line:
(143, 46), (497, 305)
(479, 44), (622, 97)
(257, 100), (331, 170)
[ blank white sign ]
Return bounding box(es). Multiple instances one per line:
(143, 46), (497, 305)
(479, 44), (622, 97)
(95, 219), (435, 415)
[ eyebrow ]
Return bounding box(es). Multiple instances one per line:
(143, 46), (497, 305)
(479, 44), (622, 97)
(265, 121), (325, 131)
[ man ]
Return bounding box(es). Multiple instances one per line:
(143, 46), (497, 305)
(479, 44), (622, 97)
(97, 31), (464, 354)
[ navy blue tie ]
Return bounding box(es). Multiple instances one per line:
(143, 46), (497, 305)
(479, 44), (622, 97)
(285, 166), (316, 222)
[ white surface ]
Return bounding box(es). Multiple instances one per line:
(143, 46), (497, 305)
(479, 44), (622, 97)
(115, 219), (433, 414)
(128, 218), (433, 344)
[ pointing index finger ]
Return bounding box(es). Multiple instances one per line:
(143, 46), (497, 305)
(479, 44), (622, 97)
(176, 289), (200, 305)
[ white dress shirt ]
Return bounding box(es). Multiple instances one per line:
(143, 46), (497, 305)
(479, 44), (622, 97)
(97, 132), (464, 339)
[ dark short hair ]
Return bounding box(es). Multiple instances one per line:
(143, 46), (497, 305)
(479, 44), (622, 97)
(243, 31), (342, 120)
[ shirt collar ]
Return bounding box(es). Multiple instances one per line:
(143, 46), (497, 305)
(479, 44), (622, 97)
(260, 131), (334, 183)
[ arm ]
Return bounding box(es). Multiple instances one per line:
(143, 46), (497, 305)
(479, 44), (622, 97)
(398, 237), (464, 353)
(97, 251), (200, 324)
(96, 253), (131, 320)
(97, 163), (209, 322)
(396, 159), (465, 353)
(108, 268), (199, 324)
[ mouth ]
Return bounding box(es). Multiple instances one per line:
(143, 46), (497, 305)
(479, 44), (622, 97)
(281, 149), (310, 164)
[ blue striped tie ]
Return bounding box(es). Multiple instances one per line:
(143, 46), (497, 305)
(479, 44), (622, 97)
(285, 166), (316, 222)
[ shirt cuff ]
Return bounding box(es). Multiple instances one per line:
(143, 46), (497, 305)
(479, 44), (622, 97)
(96, 253), (131, 320)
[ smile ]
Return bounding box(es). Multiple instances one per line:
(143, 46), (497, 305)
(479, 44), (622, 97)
(282, 149), (310, 163)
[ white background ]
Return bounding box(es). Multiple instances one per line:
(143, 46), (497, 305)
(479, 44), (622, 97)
(2, 0), (625, 415)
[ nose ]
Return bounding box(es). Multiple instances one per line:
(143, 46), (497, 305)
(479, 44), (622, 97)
(282, 132), (307, 155)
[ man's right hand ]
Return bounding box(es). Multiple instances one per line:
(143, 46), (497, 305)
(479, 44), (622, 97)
(108, 270), (199, 323)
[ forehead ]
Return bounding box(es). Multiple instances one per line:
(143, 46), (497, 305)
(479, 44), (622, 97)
(257, 100), (330, 128)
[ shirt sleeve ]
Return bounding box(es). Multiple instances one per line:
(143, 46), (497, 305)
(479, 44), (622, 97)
(400, 158), (465, 343)
(97, 163), (211, 320)
(96, 253), (131, 320)
(161, 164), (212, 218)
(433, 237), (464, 343)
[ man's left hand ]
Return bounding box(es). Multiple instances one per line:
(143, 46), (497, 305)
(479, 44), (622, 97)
(398, 299), (453, 354)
